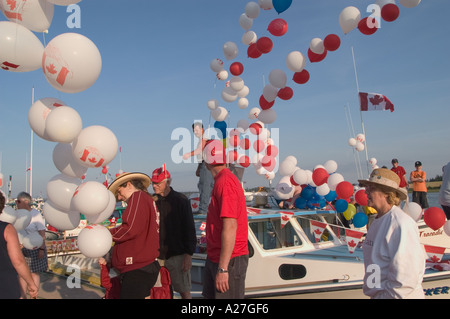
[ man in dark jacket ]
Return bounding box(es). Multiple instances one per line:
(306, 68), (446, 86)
(152, 165), (197, 299)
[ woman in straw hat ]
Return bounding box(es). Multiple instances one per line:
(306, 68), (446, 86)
(359, 168), (426, 299)
(107, 172), (160, 299)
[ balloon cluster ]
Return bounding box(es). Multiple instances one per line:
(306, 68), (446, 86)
(348, 133), (366, 152)
(404, 203), (450, 237)
(0, 0), (115, 257)
(0, 206), (43, 249)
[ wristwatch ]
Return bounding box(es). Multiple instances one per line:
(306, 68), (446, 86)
(218, 268), (228, 273)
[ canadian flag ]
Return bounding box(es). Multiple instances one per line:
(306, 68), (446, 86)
(359, 92), (394, 112)
(345, 229), (364, 254)
(424, 245), (446, 263)
(310, 220), (327, 242)
(280, 211), (294, 228)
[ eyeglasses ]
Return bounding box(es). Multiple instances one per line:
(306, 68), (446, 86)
(16, 199), (21, 204)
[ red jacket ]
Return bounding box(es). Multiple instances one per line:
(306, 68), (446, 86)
(110, 191), (160, 273)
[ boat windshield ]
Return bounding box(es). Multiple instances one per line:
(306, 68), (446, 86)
(294, 214), (337, 243)
(249, 218), (302, 250)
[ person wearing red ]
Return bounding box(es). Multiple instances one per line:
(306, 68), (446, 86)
(108, 172), (160, 299)
(391, 159), (408, 193)
(201, 140), (248, 299)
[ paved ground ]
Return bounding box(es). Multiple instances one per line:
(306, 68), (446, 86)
(37, 271), (105, 299)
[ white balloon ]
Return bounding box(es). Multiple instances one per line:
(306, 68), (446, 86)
(71, 181), (110, 217)
(0, 0), (53, 32)
(399, 0), (421, 8)
(356, 133), (365, 143)
(328, 173), (344, 191)
(22, 232), (44, 250)
(43, 201), (80, 231)
(258, 0), (273, 10)
(53, 143), (88, 179)
(316, 183), (330, 196)
(216, 70), (228, 81)
(284, 155), (298, 166)
(229, 76), (245, 92)
(207, 99), (219, 111)
(237, 119), (249, 132)
(210, 58), (224, 72)
(13, 209), (32, 231)
(323, 160), (338, 174)
(245, 1), (260, 19)
(369, 157), (377, 165)
(293, 169), (308, 185)
(248, 107), (261, 120)
(238, 98), (249, 109)
(403, 201), (423, 221)
(242, 30), (257, 45)
(43, 33), (102, 93)
(279, 158), (297, 176)
(86, 191), (116, 225)
(443, 220), (450, 237)
(211, 106), (228, 122)
(348, 137), (357, 146)
(268, 69), (287, 88)
(0, 21), (44, 72)
(28, 98), (66, 140)
(0, 206), (17, 224)
(46, 174), (81, 212)
(258, 109), (277, 124)
(221, 86), (238, 103)
(77, 224), (112, 258)
(223, 41), (238, 60)
(47, 0), (81, 5)
(339, 6), (361, 34)
(310, 38), (325, 54)
(286, 51), (306, 72)
(45, 106), (82, 143)
(72, 125), (118, 168)
(355, 141), (365, 152)
(263, 84), (279, 102)
(239, 13), (253, 31)
(237, 85), (250, 98)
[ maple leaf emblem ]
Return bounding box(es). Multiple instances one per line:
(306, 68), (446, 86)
(348, 239), (357, 248)
(192, 202), (198, 209)
(314, 229), (322, 235)
(7, 0), (16, 10)
(46, 64), (58, 74)
(429, 255), (440, 263)
(369, 95), (384, 105)
(282, 215), (290, 221)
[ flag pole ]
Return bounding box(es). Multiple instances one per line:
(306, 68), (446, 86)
(351, 47), (370, 176)
(30, 87), (34, 197)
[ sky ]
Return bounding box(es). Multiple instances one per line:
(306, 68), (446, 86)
(0, 0), (449, 199)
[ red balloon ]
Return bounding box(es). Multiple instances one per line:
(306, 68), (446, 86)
(268, 18), (288, 36)
(239, 155), (250, 168)
(253, 139), (265, 153)
(308, 48), (327, 63)
(247, 43), (262, 59)
(266, 144), (278, 157)
(358, 17), (378, 35)
(336, 181), (354, 199)
(277, 86), (293, 100)
(227, 150), (238, 163)
(424, 207), (446, 231)
(239, 138), (250, 150)
(323, 34), (341, 51)
(290, 175), (299, 186)
(256, 37), (273, 54)
(381, 4), (400, 22)
(249, 122), (263, 135)
(259, 94), (275, 110)
(229, 135), (240, 147)
(312, 168), (329, 186)
(293, 69), (310, 84)
(261, 155), (276, 172)
(230, 62), (244, 76)
(354, 189), (368, 206)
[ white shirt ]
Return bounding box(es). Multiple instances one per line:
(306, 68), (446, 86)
(363, 205), (426, 299)
(439, 162), (450, 207)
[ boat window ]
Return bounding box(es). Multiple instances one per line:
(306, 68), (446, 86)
(295, 215), (335, 243)
(249, 218), (302, 250)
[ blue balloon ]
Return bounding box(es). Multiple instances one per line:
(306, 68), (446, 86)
(335, 199), (348, 213)
(301, 186), (314, 200)
(353, 212), (368, 228)
(325, 190), (337, 202)
(273, 0), (292, 14)
(295, 197), (307, 209)
(213, 121), (227, 139)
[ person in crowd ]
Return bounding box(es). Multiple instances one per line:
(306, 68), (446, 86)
(0, 191), (38, 299)
(410, 161), (429, 209)
(15, 192), (47, 299)
(183, 122), (214, 214)
(151, 165), (197, 299)
(439, 161), (450, 219)
(390, 158), (408, 192)
(201, 139), (249, 299)
(359, 168), (425, 299)
(108, 172), (160, 299)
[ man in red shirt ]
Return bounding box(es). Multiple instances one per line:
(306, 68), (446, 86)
(201, 139), (248, 299)
(391, 159), (408, 193)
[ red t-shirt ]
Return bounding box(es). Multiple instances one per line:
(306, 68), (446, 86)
(391, 166), (407, 187)
(206, 168), (248, 263)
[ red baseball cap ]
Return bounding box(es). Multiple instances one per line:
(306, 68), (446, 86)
(151, 166), (171, 183)
(203, 139), (226, 165)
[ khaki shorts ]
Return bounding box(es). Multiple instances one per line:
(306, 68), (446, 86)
(163, 254), (191, 294)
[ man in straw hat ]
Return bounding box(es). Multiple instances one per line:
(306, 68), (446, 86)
(201, 139), (248, 299)
(359, 168), (426, 299)
(108, 172), (160, 299)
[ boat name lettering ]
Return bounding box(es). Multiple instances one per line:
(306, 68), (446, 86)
(424, 286), (450, 296)
(419, 229), (443, 237)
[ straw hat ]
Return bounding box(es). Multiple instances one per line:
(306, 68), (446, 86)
(108, 172), (151, 196)
(358, 168), (407, 201)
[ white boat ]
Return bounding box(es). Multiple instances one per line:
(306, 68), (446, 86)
(190, 196), (450, 299)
